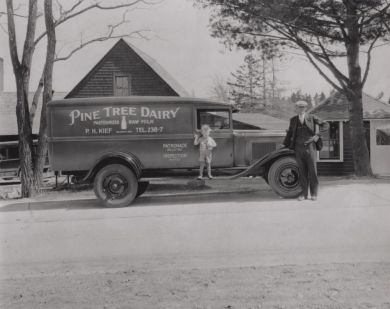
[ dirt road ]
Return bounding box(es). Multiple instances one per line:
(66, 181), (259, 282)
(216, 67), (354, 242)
(1, 179), (390, 308)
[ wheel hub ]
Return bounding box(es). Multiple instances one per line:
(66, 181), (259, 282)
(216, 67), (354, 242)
(103, 174), (129, 199)
(279, 167), (299, 188)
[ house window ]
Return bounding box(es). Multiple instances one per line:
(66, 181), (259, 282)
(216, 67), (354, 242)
(376, 126), (390, 145)
(0, 146), (19, 162)
(113, 73), (131, 96)
(197, 109), (231, 130)
(318, 121), (343, 162)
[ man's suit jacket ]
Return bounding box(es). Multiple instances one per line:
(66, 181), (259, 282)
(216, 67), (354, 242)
(283, 114), (329, 150)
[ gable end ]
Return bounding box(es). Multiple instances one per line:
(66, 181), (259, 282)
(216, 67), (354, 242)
(66, 39), (183, 98)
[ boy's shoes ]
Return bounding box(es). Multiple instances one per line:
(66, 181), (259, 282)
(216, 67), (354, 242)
(297, 195), (306, 201)
(311, 196), (317, 201)
(197, 176), (203, 180)
(207, 175), (213, 179)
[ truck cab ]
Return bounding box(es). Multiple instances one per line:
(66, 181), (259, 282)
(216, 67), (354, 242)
(47, 96), (300, 207)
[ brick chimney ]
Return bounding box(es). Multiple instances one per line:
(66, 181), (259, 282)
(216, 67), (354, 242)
(0, 57), (3, 93)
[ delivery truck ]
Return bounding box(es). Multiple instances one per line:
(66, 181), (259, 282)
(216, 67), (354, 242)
(47, 96), (301, 207)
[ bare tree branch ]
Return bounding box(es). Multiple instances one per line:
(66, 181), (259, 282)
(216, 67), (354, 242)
(360, 2), (390, 26)
(0, 3), (28, 18)
(361, 34), (380, 87)
(0, 11), (28, 18)
(30, 4), (151, 124)
(0, 22), (8, 34)
(295, 37), (349, 90)
(256, 21), (349, 91)
(30, 73), (44, 125)
(54, 31), (150, 62)
(54, 9), (151, 62)
(6, 0), (21, 69)
(315, 37), (349, 83)
(21, 0), (39, 71)
(301, 47), (344, 93)
(34, 0), (155, 46)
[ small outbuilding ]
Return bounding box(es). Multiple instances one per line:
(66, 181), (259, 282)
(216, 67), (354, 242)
(310, 92), (390, 176)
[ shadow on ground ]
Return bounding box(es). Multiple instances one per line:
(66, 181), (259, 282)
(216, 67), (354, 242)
(0, 185), (279, 212)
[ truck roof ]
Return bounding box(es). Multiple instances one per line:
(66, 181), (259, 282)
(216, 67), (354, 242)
(48, 96), (233, 108)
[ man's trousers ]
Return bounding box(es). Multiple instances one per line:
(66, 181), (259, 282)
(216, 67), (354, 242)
(295, 144), (318, 198)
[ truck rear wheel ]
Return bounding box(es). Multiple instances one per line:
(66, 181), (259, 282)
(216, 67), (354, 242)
(268, 156), (301, 198)
(94, 164), (138, 207)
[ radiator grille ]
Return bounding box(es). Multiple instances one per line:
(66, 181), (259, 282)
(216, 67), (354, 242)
(252, 142), (276, 161)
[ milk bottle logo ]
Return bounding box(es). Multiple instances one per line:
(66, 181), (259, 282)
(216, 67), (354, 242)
(120, 116), (127, 130)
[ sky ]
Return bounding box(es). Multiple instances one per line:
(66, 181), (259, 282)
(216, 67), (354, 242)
(0, 0), (389, 101)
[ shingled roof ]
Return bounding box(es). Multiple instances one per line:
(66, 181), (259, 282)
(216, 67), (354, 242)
(126, 41), (189, 97)
(310, 92), (390, 120)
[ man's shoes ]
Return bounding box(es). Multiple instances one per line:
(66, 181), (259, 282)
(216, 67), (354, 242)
(207, 175), (213, 179)
(197, 176), (203, 180)
(298, 195), (306, 201)
(311, 196), (317, 201)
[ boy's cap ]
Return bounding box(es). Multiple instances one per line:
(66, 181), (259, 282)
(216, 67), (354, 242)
(295, 100), (308, 107)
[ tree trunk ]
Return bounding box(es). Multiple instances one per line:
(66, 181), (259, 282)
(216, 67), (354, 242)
(30, 73), (44, 126)
(345, 1), (372, 176)
(271, 57), (276, 100)
(34, 0), (56, 189)
(6, 0), (39, 197)
(262, 55), (266, 107)
(15, 77), (37, 197)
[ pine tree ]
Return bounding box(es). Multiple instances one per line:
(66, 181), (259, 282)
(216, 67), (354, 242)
(291, 92), (298, 103)
(313, 93), (319, 106)
(290, 90), (314, 109)
(197, 0), (389, 175)
(228, 54), (265, 110)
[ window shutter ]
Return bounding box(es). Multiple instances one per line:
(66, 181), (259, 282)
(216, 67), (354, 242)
(114, 74), (131, 96)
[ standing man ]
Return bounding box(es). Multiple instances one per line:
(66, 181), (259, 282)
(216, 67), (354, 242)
(283, 101), (329, 201)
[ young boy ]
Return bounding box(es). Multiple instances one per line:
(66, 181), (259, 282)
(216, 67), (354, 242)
(194, 124), (217, 179)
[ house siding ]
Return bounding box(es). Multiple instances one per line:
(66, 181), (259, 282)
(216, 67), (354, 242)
(317, 121), (370, 176)
(66, 40), (178, 98)
(318, 122), (353, 176)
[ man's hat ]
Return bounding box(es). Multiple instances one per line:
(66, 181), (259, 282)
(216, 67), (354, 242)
(295, 100), (308, 107)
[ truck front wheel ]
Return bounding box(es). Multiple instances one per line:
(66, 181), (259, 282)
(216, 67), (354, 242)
(94, 164), (138, 207)
(268, 156), (301, 198)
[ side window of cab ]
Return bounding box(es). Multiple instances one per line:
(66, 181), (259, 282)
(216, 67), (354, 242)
(197, 109), (231, 130)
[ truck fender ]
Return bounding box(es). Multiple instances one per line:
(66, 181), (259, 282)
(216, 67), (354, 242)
(232, 148), (295, 179)
(83, 152), (143, 182)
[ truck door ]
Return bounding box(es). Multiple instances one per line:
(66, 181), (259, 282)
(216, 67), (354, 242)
(196, 108), (234, 167)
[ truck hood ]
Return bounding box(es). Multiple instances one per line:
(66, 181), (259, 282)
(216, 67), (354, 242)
(233, 129), (286, 137)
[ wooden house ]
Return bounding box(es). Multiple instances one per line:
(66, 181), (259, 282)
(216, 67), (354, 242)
(310, 93), (390, 176)
(66, 39), (189, 98)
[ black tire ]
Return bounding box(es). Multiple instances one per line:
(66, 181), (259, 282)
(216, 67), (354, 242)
(136, 181), (150, 198)
(268, 156), (302, 198)
(94, 164), (138, 207)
